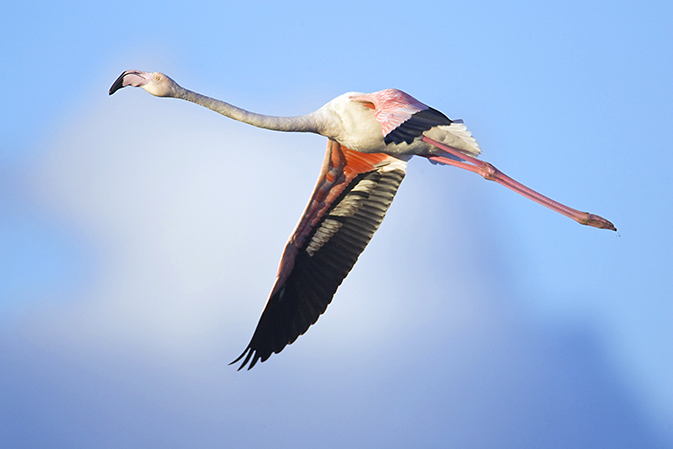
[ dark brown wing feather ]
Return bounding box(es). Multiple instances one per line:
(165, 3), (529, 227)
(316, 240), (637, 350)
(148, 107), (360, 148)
(233, 140), (407, 369)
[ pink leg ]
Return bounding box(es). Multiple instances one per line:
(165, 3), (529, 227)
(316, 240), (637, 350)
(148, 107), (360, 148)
(421, 136), (616, 231)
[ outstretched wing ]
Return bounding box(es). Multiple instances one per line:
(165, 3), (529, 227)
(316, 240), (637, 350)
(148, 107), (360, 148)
(233, 140), (407, 369)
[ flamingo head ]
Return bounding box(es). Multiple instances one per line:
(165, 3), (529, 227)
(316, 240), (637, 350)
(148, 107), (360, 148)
(109, 70), (180, 97)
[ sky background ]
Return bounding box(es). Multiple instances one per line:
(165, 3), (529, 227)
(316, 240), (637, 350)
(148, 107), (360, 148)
(1, 1), (671, 448)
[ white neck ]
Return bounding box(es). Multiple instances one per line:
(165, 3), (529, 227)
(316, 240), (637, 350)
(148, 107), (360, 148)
(175, 87), (322, 134)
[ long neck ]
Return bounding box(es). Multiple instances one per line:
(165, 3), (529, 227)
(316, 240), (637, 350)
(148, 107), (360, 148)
(175, 86), (322, 134)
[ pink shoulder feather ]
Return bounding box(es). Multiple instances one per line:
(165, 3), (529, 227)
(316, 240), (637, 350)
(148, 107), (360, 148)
(350, 89), (429, 138)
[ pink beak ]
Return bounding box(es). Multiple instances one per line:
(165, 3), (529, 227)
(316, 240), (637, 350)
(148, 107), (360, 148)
(109, 70), (151, 95)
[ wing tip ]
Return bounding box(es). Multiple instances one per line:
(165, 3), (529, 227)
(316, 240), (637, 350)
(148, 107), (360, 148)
(230, 347), (261, 371)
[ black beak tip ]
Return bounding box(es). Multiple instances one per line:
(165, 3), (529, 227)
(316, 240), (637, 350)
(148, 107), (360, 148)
(109, 72), (127, 96)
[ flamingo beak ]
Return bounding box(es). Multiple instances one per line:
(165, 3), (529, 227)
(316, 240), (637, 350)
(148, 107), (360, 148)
(109, 70), (152, 95)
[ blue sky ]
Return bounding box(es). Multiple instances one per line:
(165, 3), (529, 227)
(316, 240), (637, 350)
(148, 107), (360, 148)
(1, 1), (671, 447)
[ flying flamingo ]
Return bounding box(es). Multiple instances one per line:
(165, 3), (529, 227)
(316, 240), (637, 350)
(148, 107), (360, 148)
(109, 70), (616, 369)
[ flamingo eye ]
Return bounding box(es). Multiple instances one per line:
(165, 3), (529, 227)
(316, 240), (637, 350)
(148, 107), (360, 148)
(155, 75), (161, 81)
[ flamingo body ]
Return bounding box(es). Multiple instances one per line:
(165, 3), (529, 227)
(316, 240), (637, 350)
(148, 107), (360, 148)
(109, 70), (615, 370)
(306, 89), (481, 157)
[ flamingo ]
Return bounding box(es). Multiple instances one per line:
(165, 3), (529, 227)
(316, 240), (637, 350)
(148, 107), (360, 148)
(109, 70), (616, 369)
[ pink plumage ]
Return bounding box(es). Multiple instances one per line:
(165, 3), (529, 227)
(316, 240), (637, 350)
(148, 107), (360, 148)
(350, 89), (428, 138)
